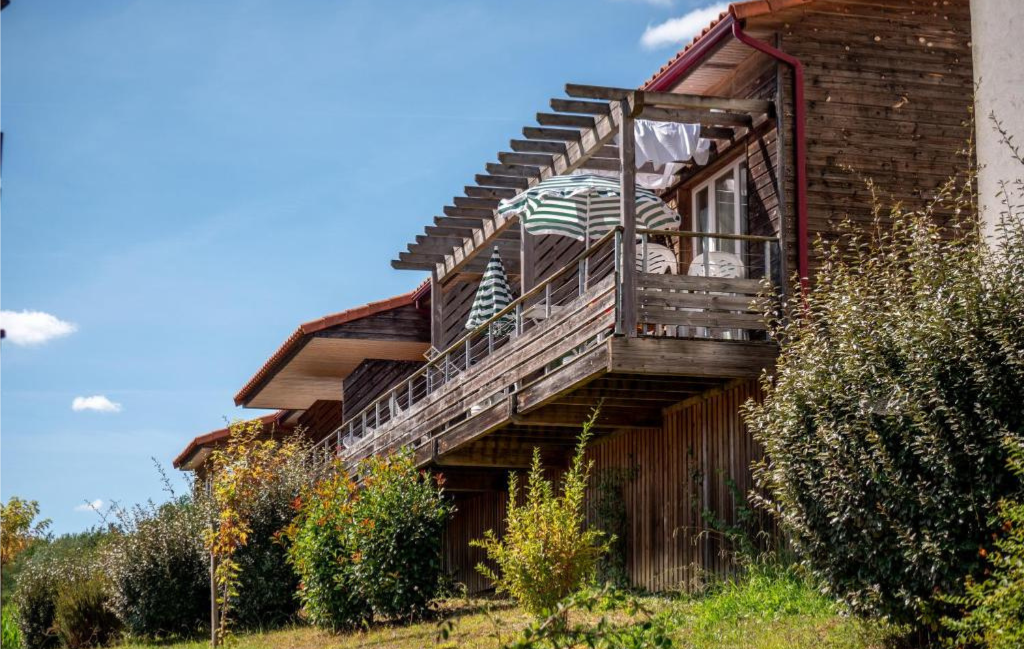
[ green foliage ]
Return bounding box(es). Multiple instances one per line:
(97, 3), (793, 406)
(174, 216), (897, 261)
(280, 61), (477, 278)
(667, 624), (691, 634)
(503, 585), (672, 649)
(54, 575), (121, 649)
(1, 497), (51, 570)
(943, 439), (1024, 649)
(2, 605), (21, 649)
(103, 496), (209, 640)
(12, 532), (109, 649)
(743, 165), (1024, 629)
(472, 411), (608, 617)
(284, 448), (452, 630)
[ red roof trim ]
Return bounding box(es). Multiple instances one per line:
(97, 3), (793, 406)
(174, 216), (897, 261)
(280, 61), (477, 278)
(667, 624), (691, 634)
(173, 411), (291, 469)
(233, 280), (429, 407)
(642, 0), (812, 91)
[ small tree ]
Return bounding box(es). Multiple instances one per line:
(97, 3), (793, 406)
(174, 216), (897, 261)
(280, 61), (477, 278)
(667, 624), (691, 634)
(472, 410), (608, 617)
(744, 161), (1024, 628)
(204, 420), (314, 638)
(1, 497), (50, 568)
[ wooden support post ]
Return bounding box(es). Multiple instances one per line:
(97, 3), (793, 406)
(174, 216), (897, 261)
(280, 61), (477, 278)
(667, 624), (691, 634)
(430, 271), (443, 352)
(619, 100), (638, 337)
(520, 217), (536, 293)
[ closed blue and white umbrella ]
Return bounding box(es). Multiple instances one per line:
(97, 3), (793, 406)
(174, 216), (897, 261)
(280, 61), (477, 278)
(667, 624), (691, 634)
(466, 247), (515, 330)
(497, 173), (680, 241)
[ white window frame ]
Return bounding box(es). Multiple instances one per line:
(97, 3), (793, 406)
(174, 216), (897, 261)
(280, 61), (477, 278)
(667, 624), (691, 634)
(691, 157), (747, 256)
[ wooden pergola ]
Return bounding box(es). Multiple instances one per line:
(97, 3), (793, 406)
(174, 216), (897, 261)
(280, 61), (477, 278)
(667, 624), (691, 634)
(392, 84), (774, 300)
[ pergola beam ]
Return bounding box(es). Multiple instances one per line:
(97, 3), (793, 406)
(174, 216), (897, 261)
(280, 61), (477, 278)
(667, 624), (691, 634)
(565, 83), (772, 114)
(640, 105), (752, 128)
(498, 152), (556, 167)
(443, 206), (494, 219)
(474, 174), (529, 189)
(510, 139), (568, 154)
(523, 126), (582, 142)
(484, 163), (542, 179)
(453, 196), (501, 210)
(536, 112), (596, 129)
(550, 98), (610, 115)
(465, 186), (518, 200)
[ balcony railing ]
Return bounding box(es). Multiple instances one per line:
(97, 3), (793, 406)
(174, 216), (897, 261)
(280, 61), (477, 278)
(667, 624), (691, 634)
(310, 228), (781, 466)
(311, 228), (622, 463)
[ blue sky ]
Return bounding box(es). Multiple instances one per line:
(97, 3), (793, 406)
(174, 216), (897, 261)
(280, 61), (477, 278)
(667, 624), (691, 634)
(1, 0), (717, 534)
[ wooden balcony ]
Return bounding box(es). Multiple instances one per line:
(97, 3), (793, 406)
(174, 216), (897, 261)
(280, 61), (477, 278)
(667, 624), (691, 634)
(312, 229), (780, 472)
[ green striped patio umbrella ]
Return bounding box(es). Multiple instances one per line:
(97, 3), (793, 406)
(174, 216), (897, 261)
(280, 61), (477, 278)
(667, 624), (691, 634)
(497, 173), (680, 241)
(466, 247), (515, 330)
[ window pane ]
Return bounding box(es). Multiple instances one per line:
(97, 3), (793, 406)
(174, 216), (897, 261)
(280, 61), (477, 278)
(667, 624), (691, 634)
(715, 172), (736, 253)
(695, 187), (709, 255)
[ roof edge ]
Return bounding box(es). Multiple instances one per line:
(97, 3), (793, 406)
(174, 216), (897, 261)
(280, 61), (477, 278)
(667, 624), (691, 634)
(233, 281), (429, 407)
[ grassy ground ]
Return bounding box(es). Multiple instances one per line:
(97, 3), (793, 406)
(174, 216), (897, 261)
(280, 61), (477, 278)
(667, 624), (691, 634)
(117, 567), (902, 649)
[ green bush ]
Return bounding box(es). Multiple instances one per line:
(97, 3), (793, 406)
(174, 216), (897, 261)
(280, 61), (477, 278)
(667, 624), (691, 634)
(472, 412), (608, 617)
(285, 448), (451, 629)
(54, 575), (120, 648)
(12, 532), (108, 649)
(2, 605), (21, 649)
(103, 496), (209, 640)
(944, 439), (1024, 648)
(743, 170), (1024, 629)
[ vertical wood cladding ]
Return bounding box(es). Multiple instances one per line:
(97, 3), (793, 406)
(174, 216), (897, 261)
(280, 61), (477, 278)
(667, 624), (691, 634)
(440, 381), (769, 594)
(584, 379), (768, 592)
(341, 359), (423, 421)
(443, 490), (508, 594)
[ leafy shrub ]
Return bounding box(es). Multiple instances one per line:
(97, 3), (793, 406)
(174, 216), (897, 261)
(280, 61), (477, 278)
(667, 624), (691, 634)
(943, 439), (1024, 648)
(12, 532), (109, 649)
(472, 412), (608, 617)
(2, 605), (21, 649)
(285, 448), (451, 629)
(54, 575), (121, 648)
(744, 167), (1024, 628)
(103, 496), (209, 640)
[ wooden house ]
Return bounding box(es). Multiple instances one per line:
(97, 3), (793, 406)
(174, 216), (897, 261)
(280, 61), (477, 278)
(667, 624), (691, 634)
(183, 0), (975, 593)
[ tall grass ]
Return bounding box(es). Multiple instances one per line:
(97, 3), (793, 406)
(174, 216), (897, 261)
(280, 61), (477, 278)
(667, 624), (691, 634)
(1, 604), (22, 649)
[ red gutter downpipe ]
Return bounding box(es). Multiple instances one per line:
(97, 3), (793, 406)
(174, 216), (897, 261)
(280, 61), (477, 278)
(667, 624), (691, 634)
(729, 17), (810, 291)
(642, 10), (810, 290)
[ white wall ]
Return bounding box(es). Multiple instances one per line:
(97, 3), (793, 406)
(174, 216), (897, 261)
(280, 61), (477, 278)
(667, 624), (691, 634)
(970, 0), (1024, 239)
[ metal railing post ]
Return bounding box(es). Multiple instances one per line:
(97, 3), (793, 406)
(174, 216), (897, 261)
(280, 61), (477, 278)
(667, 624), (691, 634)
(515, 303), (523, 336)
(544, 283), (551, 318)
(641, 232), (648, 273)
(465, 338), (471, 371)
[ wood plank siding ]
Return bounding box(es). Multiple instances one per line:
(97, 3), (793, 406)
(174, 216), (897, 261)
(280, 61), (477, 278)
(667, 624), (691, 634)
(341, 359), (423, 421)
(781, 0), (974, 275)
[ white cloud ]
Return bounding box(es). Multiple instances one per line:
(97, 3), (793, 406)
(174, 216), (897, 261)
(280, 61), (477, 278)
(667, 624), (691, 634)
(72, 395), (123, 413)
(0, 310), (77, 345)
(640, 3), (729, 49)
(75, 499), (104, 513)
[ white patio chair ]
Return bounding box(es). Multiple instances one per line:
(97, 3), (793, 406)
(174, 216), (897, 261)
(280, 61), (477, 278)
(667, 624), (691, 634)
(686, 251), (746, 339)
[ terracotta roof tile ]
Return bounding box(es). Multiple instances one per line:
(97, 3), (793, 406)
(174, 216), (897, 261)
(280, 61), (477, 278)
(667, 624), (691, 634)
(173, 410), (291, 469)
(642, 0), (813, 90)
(233, 280), (429, 406)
